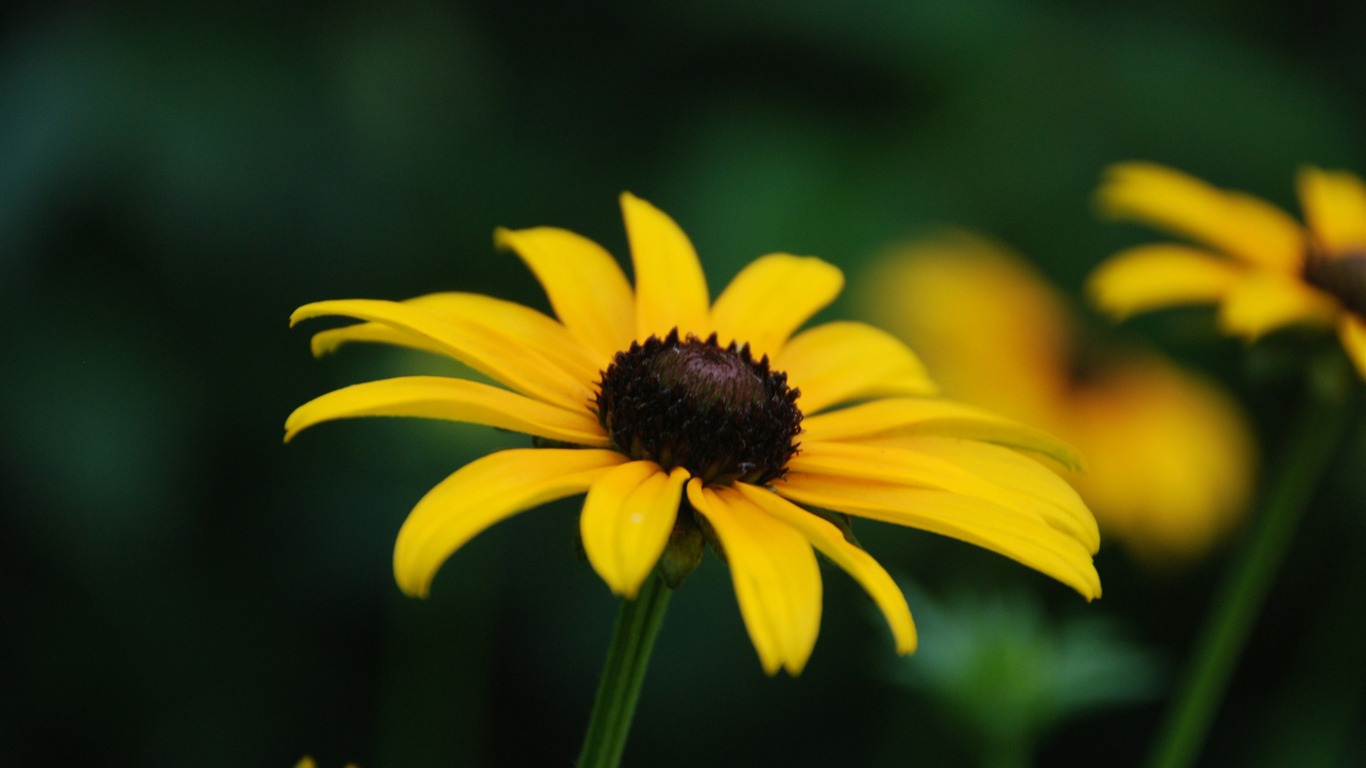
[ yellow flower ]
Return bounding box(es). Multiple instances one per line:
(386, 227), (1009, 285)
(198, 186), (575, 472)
(863, 234), (1255, 564)
(287, 195), (1101, 675)
(1087, 162), (1366, 378)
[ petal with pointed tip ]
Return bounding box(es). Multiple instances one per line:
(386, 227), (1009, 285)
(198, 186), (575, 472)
(687, 481), (822, 676)
(620, 193), (710, 340)
(496, 226), (635, 361)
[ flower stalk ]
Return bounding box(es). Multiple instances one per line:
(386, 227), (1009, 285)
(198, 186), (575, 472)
(577, 573), (673, 768)
(1147, 357), (1356, 768)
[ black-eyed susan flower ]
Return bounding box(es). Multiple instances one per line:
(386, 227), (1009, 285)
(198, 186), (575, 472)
(863, 234), (1255, 565)
(1087, 162), (1366, 378)
(287, 194), (1101, 675)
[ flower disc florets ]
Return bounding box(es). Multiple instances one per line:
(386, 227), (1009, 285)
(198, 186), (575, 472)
(594, 329), (803, 486)
(1305, 247), (1366, 318)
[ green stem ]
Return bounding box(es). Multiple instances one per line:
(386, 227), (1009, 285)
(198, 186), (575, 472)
(1146, 381), (1353, 768)
(576, 574), (672, 768)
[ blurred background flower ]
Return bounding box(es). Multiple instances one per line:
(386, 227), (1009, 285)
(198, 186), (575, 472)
(4, 1), (1365, 767)
(860, 233), (1257, 566)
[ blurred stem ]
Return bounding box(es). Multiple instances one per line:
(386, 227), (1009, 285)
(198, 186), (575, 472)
(576, 574), (672, 768)
(1147, 367), (1354, 768)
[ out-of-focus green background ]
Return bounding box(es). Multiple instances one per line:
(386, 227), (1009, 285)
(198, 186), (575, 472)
(4, 2), (1364, 766)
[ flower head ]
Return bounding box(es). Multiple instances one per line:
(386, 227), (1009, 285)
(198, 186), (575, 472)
(287, 194), (1101, 675)
(863, 233), (1256, 564)
(1087, 162), (1366, 378)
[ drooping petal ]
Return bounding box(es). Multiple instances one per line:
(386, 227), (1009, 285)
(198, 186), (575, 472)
(734, 483), (916, 655)
(579, 462), (689, 598)
(393, 448), (627, 597)
(790, 439), (1098, 552)
(1298, 167), (1366, 256)
(620, 193), (710, 340)
(495, 226), (636, 361)
(292, 298), (592, 412)
(1097, 162), (1302, 270)
(775, 322), (938, 414)
(284, 376), (610, 446)
(1086, 243), (1243, 319)
(687, 481), (822, 676)
(1338, 315), (1366, 380)
(774, 473), (1102, 600)
(800, 398), (1082, 470)
(709, 254), (844, 360)
(1217, 271), (1339, 339)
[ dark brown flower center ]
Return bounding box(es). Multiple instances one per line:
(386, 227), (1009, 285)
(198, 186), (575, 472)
(593, 330), (803, 486)
(1304, 246), (1366, 318)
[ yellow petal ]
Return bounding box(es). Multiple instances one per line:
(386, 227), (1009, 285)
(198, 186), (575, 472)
(495, 226), (636, 361)
(790, 439), (1098, 552)
(687, 480), (822, 676)
(774, 473), (1102, 600)
(1097, 162), (1302, 270)
(579, 462), (689, 598)
(775, 322), (938, 414)
(800, 398), (1082, 470)
(394, 448), (627, 597)
(1338, 315), (1366, 380)
(1217, 271), (1339, 339)
(292, 298), (592, 411)
(309, 294), (599, 384)
(734, 483), (917, 655)
(1298, 167), (1366, 256)
(1087, 244), (1243, 319)
(709, 254), (844, 360)
(283, 376), (609, 446)
(620, 193), (710, 340)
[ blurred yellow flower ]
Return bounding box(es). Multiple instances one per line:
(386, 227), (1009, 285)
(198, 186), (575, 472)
(1087, 162), (1366, 378)
(288, 195), (1102, 674)
(863, 234), (1256, 564)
